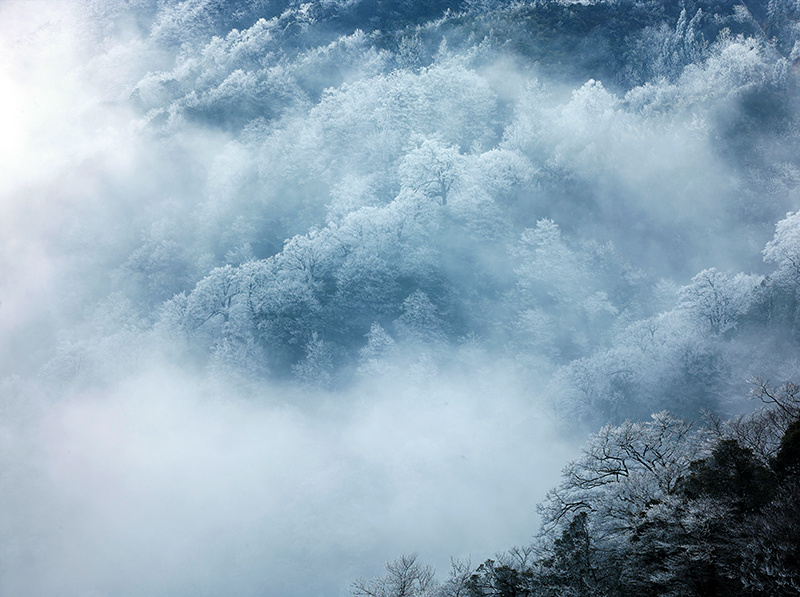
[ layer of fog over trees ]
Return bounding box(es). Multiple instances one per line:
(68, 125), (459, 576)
(1, 0), (799, 595)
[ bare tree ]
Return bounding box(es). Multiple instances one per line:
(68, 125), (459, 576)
(351, 553), (437, 597)
(706, 379), (800, 464)
(436, 558), (472, 597)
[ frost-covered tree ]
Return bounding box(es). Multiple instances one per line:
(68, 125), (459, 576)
(539, 412), (705, 539)
(394, 291), (446, 345)
(678, 268), (763, 335)
(530, 392), (800, 597)
(764, 211), (800, 289)
(351, 554), (437, 597)
(399, 139), (462, 205)
(357, 322), (396, 375)
(291, 331), (334, 388)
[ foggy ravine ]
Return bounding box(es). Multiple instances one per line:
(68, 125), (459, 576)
(1, 1), (798, 596)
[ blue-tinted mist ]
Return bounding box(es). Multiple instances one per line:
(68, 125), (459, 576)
(1, 1), (798, 596)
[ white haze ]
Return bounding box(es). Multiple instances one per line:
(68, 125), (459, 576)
(1, 2), (797, 597)
(1, 363), (572, 597)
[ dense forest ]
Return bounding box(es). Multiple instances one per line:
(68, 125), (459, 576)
(1, 0), (798, 596)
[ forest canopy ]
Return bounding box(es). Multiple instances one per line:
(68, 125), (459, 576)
(1, 1), (798, 596)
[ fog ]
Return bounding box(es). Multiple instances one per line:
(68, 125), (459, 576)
(1, 1), (798, 596)
(2, 362), (571, 596)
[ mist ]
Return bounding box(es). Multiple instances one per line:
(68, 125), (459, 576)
(2, 362), (572, 597)
(1, 1), (798, 596)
